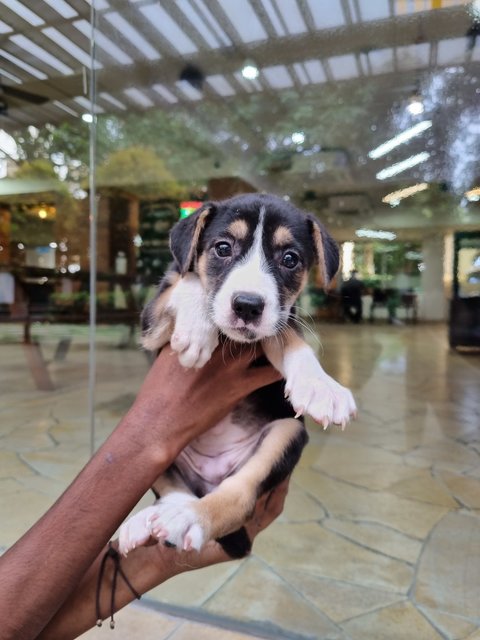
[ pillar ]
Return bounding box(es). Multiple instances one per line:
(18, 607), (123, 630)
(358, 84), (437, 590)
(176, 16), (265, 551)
(419, 234), (447, 321)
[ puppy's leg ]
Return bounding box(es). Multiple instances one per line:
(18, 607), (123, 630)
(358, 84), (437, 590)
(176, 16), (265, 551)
(141, 269), (179, 352)
(142, 270), (218, 368)
(167, 273), (219, 368)
(263, 329), (356, 428)
(118, 470), (198, 556)
(147, 419), (307, 553)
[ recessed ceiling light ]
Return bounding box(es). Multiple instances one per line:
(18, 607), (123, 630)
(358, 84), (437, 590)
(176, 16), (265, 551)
(82, 113), (93, 123)
(291, 131), (305, 145)
(406, 96), (424, 115)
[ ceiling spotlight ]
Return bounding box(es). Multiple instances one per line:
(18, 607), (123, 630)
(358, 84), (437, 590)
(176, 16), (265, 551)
(291, 131), (305, 145)
(406, 92), (424, 116)
(241, 60), (259, 80)
(82, 113), (93, 123)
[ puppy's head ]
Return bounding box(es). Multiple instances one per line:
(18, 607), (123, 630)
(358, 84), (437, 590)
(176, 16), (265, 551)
(170, 194), (339, 343)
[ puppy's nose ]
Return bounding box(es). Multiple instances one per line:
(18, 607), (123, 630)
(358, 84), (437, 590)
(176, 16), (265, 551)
(232, 293), (265, 323)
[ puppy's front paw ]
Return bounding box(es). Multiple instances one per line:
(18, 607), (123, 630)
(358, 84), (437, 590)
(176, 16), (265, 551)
(168, 274), (218, 368)
(286, 375), (356, 429)
(148, 495), (207, 552)
(118, 505), (159, 556)
(171, 322), (219, 369)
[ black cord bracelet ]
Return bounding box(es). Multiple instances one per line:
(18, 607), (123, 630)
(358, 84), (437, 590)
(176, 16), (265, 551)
(95, 541), (141, 630)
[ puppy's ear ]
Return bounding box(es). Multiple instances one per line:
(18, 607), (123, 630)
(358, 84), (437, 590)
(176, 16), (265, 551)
(170, 204), (214, 275)
(307, 216), (340, 288)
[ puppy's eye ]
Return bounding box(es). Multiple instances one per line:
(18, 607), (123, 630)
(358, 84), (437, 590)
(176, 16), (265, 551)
(215, 241), (232, 258)
(281, 251), (299, 269)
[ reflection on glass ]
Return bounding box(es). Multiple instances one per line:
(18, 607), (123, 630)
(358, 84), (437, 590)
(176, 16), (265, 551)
(1, 1), (480, 632)
(457, 238), (480, 298)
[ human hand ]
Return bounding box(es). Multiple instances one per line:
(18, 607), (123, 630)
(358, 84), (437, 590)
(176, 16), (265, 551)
(6, 342), (282, 640)
(125, 343), (282, 462)
(149, 475), (291, 570)
(37, 478), (290, 639)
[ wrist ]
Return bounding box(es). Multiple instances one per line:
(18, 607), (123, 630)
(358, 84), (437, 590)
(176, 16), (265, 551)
(116, 405), (176, 474)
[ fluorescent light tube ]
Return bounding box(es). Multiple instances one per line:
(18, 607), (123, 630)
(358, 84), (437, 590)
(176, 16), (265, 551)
(368, 120), (432, 159)
(376, 152), (430, 180)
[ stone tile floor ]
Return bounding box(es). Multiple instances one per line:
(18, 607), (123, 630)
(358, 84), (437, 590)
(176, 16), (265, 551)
(1, 323), (480, 639)
(79, 603), (269, 640)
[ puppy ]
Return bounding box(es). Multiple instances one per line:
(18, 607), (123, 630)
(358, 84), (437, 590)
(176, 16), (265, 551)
(119, 193), (356, 558)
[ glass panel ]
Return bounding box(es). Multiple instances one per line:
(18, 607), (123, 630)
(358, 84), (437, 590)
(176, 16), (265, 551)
(86, 0), (480, 631)
(2, 0), (480, 635)
(458, 245), (480, 297)
(0, 2), (95, 552)
(455, 233), (480, 297)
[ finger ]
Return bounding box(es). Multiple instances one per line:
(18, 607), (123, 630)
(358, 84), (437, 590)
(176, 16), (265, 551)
(264, 477), (290, 515)
(265, 476), (290, 506)
(252, 476), (291, 533)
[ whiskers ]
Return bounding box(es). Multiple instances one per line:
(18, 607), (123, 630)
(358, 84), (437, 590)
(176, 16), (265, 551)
(281, 307), (322, 349)
(219, 334), (259, 365)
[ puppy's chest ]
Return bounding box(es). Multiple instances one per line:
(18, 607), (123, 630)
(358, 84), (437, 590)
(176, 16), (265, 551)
(174, 407), (269, 495)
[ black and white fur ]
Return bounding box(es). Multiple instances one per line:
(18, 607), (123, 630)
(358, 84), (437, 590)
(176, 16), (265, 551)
(119, 194), (356, 558)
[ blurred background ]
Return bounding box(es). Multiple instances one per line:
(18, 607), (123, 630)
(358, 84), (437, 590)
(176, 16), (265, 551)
(1, 2), (480, 639)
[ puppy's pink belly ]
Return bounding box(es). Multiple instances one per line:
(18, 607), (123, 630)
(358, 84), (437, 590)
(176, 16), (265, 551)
(175, 417), (269, 494)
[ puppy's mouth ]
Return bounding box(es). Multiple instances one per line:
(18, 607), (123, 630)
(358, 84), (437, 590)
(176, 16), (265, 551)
(221, 325), (259, 343)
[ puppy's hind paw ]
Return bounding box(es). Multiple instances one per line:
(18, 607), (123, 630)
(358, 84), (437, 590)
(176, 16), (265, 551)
(118, 506), (159, 556)
(148, 501), (207, 552)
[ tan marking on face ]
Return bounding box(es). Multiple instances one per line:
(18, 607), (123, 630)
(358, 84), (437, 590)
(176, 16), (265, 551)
(227, 219), (249, 240)
(180, 207), (211, 276)
(285, 270), (309, 310)
(196, 252), (208, 288)
(273, 226), (294, 246)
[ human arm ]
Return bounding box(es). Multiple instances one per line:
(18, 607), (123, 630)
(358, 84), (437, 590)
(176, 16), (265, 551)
(38, 478), (289, 640)
(0, 344), (281, 640)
